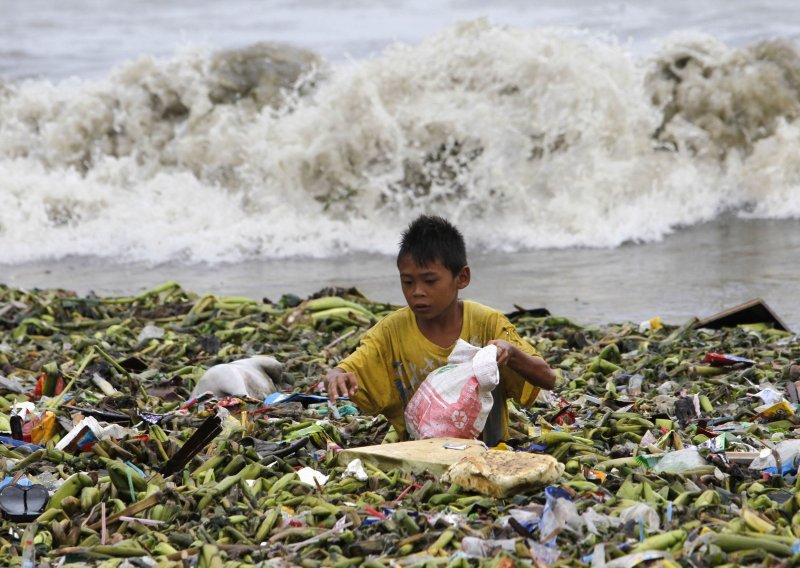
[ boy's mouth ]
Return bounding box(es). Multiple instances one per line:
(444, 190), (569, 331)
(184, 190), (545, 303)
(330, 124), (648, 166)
(413, 304), (430, 312)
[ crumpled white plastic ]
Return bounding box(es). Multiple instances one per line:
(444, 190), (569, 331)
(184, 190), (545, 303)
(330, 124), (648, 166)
(752, 387), (784, 406)
(296, 467), (329, 487)
(55, 416), (137, 451)
(461, 537), (516, 557)
(539, 495), (582, 542)
(619, 502), (660, 532)
(191, 356), (282, 399)
(137, 324), (165, 343)
(582, 508), (623, 536)
(344, 458), (368, 481)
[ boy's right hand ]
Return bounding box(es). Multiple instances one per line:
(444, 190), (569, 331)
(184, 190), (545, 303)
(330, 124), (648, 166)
(324, 368), (359, 402)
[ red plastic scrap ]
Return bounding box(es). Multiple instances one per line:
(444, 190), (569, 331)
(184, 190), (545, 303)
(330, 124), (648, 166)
(705, 353), (756, 367)
(363, 505), (385, 519)
(215, 397), (243, 409)
(33, 373), (65, 399)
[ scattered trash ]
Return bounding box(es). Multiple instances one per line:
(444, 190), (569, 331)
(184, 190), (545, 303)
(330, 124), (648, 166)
(0, 283), (799, 565)
(538, 486), (581, 543)
(460, 536), (517, 557)
(638, 316), (663, 333)
(55, 415), (135, 452)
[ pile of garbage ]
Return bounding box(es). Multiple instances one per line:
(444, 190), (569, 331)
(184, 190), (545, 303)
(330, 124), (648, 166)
(1, 282), (800, 566)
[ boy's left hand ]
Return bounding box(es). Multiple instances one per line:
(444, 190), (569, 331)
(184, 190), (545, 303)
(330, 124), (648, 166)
(488, 339), (514, 367)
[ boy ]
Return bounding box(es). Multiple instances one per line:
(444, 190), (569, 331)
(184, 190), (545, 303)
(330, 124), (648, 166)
(325, 215), (555, 445)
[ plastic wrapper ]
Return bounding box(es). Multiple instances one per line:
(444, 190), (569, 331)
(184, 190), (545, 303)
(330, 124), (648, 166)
(653, 448), (709, 473)
(460, 537), (517, 557)
(538, 486), (582, 543)
(619, 503), (660, 532)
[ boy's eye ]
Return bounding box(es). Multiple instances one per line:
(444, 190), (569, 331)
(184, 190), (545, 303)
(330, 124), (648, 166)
(425, 279), (437, 285)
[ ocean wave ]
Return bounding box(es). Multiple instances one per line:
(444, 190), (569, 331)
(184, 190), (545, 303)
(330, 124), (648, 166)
(2, 20), (800, 264)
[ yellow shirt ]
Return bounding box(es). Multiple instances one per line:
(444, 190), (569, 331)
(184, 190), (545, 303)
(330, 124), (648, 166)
(338, 300), (541, 442)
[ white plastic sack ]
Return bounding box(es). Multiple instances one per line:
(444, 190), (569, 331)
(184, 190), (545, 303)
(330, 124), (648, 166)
(191, 356), (282, 399)
(749, 439), (800, 474)
(404, 340), (499, 440)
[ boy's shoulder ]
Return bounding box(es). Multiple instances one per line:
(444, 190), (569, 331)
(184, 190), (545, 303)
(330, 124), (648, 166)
(369, 305), (414, 334)
(463, 300), (506, 322)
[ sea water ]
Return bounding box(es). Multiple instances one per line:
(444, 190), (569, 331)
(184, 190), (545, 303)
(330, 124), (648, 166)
(2, 1), (800, 326)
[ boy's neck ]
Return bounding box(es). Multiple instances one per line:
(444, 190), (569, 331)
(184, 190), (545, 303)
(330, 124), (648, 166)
(415, 300), (464, 348)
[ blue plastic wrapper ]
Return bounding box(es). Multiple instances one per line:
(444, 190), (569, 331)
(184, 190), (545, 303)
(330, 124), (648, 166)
(519, 442), (548, 453)
(264, 392), (345, 406)
(0, 436), (43, 452)
(0, 476), (32, 490)
(538, 486), (573, 546)
(139, 411), (170, 425)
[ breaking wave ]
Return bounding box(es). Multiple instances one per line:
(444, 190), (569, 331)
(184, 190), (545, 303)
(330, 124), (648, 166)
(2, 20), (800, 264)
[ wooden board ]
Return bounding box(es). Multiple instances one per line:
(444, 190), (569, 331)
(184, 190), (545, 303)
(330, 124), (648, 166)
(695, 298), (791, 332)
(338, 438), (486, 476)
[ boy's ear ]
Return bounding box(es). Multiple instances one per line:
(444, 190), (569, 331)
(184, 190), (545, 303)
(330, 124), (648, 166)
(456, 265), (471, 289)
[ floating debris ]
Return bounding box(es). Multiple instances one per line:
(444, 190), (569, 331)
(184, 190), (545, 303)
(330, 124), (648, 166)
(1, 282), (800, 566)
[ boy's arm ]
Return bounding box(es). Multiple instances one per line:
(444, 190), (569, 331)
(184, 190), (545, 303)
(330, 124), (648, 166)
(488, 339), (556, 390)
(322, 329), (387, 413)
(324, 367), (359, 402)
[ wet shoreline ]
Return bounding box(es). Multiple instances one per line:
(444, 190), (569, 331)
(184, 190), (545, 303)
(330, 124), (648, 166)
(3, 217), (799, 329)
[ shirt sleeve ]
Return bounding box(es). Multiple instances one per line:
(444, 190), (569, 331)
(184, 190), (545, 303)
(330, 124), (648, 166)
(495, 315), (542, 408)
(336, 328), (393, 417)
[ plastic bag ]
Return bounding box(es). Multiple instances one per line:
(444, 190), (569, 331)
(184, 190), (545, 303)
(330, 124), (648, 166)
(404, 340), (498, 440)
(460, 537), (517, 557)
(191, 356), (282, 399)
(538, 486), (582, 543)
(653, 448), (708, 473)
(582, 508), (623, 536)
(749, 439), (800, 475)
(619, 503), (660, 532)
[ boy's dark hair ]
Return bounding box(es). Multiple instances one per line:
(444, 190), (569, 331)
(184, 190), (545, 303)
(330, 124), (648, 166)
(397, 215), (467, 275)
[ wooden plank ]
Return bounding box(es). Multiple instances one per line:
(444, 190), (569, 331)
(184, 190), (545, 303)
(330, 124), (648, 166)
(695, 298), (791, 332)
(724, 451), (759, 465)
(338, 438), (486, 476)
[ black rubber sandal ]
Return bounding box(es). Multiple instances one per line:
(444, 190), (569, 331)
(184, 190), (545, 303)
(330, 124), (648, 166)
(0, 483), (49, 522)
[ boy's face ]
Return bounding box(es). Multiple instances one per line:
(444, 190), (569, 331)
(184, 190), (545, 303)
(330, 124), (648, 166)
(398, 254), (470, 321)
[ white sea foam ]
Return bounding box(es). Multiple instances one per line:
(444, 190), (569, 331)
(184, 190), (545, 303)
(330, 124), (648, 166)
(2, 21), (800, 264)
